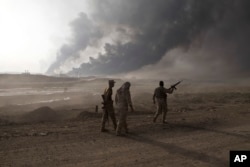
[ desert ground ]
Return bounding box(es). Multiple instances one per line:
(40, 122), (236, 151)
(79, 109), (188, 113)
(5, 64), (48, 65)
(0, 74), (250, 167)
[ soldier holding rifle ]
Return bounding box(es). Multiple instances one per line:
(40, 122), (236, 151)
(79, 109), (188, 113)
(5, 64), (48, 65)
(153, 80), (181, 124)
(101, 80), (117, 132)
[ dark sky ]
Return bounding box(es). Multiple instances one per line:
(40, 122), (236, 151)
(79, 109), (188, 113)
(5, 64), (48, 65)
(47, 0), (250, 80)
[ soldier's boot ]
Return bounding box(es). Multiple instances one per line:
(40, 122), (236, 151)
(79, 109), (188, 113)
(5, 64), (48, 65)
(101, 128), (109, 132)
(101, 124), (108, 132)
(101, 126), (108, 132)
(101, 119), (108, 132)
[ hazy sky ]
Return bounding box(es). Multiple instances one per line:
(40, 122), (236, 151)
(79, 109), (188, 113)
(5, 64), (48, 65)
(1, 0), (250, 81)
(0, 0), (90, 73)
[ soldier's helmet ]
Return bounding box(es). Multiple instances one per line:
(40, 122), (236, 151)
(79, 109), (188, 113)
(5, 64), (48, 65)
(109, 80), (115, 85)
(159, 81), (164, 86)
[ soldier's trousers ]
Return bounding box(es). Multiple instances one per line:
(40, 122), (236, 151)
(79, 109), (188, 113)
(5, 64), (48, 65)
(154, 98), (168, 122)
(101, 106), (117, 130)
(116, 106), (128, 135)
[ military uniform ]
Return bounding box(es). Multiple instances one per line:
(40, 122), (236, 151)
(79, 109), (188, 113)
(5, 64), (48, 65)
(101, 81), (117, 132)
(115, 82), (134, 136)
(153, 86), (173, 123)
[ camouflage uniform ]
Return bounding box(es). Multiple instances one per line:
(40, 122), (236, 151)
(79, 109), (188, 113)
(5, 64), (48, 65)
(115, 82), (134, 136)
(101, 81), (117, 132)
(153, 84), (173, 123)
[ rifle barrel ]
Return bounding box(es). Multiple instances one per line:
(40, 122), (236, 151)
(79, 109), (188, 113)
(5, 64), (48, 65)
(171, 80), (182, 89)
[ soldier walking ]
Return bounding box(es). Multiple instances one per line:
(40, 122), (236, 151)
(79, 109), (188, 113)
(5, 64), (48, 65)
(153, 81), (174, 124)
(115, 82), (134, 136)
(101, 80), (117, 132)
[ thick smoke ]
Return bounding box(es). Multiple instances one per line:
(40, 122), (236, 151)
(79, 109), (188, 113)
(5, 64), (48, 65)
(47, 12), (102, 74)
(47, 0), (250, 80)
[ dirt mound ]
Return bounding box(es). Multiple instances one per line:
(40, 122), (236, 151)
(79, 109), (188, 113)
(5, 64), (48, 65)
(76, 111), (101, 120)
(21, 106), (59, 123)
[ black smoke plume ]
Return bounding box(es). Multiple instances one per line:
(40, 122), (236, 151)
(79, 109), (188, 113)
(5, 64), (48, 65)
(48, 0), (250, 79)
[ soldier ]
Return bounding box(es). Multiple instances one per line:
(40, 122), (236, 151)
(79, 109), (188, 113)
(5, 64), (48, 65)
(115, 82), (134, 136)
(101, 80), (117, 132)
(153, 81), (174, 124)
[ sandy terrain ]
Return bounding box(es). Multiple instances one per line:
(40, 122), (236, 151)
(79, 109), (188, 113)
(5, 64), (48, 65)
(0, 74), (250, 167)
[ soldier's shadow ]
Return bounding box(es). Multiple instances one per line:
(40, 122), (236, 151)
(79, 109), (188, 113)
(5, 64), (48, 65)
(126, 133), (228, 166)
(124, 120), (249, 166)
(169, 123), (250, 140)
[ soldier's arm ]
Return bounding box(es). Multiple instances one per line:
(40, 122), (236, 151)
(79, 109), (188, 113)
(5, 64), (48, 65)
(165, 87), (174, 94)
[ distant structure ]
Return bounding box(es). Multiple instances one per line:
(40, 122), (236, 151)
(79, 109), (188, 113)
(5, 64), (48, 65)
(22, 70), (30, 75)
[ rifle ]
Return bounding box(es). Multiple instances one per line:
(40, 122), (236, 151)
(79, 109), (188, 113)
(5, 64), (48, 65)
(170, 80), (182, 90)
(101, 94), (109, 123)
